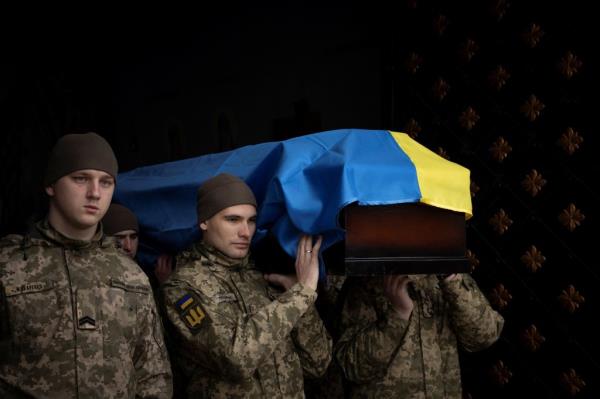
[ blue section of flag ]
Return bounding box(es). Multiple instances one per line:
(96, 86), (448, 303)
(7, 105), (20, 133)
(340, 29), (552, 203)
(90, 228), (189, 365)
(114, 129), (422, 271)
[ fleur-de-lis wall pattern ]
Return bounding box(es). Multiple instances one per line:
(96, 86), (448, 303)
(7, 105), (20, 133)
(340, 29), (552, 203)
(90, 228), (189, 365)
(389, 1), (594, 397)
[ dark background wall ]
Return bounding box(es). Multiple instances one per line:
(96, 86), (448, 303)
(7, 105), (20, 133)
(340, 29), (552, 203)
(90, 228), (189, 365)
(1, 1), (596, 397)
(1, 4), (388, 232)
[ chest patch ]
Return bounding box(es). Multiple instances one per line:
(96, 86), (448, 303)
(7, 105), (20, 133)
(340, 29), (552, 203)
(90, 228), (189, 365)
(214, 292), (237, 304)
(4, 281), (51, 296)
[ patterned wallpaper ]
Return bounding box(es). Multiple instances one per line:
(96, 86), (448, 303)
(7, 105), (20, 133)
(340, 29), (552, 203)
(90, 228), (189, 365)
(386, 1), (595, 397)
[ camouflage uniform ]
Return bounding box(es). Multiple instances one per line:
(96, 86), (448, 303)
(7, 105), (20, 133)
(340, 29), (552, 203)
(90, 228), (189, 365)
(161, 243), (332, 398)
(0, 220), (173, 399)
(335, 274), (504, 399)
(304, 274), (348, 399)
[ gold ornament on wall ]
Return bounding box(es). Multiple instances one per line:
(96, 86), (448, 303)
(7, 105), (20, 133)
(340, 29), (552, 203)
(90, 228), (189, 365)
(432, 14), (449, 36)
(558, 51), (582, 79)
(490, 0), (510, 21)
(520, 94), (545, 121)
(404, 118), (421, 139)
(466, 249), (480, 272)
(489, 360), (513, 385)
(520, 245), (546, 273)
(559, 369), (586, 396)
(470, 180), (480, 198)
(557, 127), (583, 155)
(521, 169), (546, 197)
(488, 65), (511, 91)
(558, 284), (585, 313)
(558, 203), (585, 232)
(459, 38), (479, 63)
(459, 106), (480, 130)
(523, 23), (544, 48)
(406, 52), (423, 74)
(489, 283), (512, 310)
(436, 147), (450, 160)
(489, 136), (512, 162)
(489, 208), (513, 234)
(519, 324), (545, 351)
(432, 77), (450, 101)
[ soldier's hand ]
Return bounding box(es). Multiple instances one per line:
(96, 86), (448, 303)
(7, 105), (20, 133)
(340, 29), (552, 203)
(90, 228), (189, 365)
(264, 274), (298, 290)
(295, 234), (322, 292)
(383, 275), (414, 320)
(154, 254), (173, 284)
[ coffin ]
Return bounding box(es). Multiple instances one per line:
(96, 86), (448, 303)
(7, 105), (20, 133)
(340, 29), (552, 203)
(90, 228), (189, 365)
(336, 203), (469, 275)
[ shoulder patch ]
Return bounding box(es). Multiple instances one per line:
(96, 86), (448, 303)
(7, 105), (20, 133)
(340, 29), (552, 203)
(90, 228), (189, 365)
(175, 292), (206, 333)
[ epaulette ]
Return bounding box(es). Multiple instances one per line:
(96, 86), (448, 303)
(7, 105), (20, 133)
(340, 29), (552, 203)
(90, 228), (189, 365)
(175, 248), (197, 265)
(0, 234), (25, 248)
(100, 235), (119, 250)
(0, 234), (31, 261)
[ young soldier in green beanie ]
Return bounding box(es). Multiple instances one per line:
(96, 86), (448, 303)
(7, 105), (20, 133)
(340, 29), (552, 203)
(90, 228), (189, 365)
(103, 203), (140, 258)
(0, 132), (173, 398)
(103, 203), (175, 286)
(161, 173), (332, 398)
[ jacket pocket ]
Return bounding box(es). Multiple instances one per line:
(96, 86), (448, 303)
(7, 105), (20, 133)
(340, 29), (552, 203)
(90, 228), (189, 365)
(100, 278), (151, 356)
(3, 280), (59, 354)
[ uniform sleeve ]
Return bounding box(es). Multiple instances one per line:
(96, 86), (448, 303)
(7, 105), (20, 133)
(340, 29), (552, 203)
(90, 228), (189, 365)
(133, 290), (174, 399)
(441, 274), (504, 352)
(290, 303), (332, 378)
(334, 279), (410, 384)
(162, 281), (316, 382)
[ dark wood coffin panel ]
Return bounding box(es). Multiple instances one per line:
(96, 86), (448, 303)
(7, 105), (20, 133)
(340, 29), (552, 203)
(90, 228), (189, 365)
(343, 203), (469, 275)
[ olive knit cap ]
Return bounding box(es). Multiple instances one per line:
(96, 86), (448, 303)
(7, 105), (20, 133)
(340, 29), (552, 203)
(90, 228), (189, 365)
(102, 203), (139, 235)
(197, 173), (257, 222)
(44, 132), (118, 186)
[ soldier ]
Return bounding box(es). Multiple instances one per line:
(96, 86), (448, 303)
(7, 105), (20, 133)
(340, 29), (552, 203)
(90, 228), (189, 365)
(334, 273), (504, 398)
(102, 203), (140, 258)
(103, 203), (175, 285)
(161, 173), (332, 398)
(0, 132), (173, 398)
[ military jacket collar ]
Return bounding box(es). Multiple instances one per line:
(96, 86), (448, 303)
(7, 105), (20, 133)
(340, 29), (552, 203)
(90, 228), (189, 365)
(34, 218), (108, 250)
(181, 242), (252, 272)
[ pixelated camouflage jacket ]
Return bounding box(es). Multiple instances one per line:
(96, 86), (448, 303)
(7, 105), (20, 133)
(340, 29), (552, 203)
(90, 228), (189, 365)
(161, 242), (332, 399)
(0, 219), (173, 399)
(334, 274), (504, 399)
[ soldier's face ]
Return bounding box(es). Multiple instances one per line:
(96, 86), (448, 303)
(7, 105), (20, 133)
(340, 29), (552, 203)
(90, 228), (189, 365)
(46, 169), (115, 233)
(113, 229), (139, 258)
(200, 204), (257, 259)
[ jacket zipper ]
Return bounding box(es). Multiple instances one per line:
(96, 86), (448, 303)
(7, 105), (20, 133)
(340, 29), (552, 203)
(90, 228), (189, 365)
(62, 248), (80, 397)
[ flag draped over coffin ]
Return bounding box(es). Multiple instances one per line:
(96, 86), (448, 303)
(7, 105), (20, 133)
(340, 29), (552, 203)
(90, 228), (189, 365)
(113, 129), (472, 270)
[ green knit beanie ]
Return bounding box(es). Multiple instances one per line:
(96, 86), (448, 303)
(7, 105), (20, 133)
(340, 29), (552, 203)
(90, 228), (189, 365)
(102, 203), (139, 235)
(197, 173), (257, 222)
(44, 132), (118, 186)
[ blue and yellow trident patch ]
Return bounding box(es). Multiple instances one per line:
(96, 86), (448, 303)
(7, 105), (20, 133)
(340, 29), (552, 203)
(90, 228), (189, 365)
(176, 293), (206, 333)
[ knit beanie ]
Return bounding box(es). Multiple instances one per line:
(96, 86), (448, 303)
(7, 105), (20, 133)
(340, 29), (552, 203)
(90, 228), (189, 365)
(197, 173), (257, 222)
(44, 132), (118, 186)
(102, 203), (139, 235)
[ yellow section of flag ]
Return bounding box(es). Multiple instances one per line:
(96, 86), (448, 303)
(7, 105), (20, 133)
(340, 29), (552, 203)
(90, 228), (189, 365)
(390, 131), (473, 218)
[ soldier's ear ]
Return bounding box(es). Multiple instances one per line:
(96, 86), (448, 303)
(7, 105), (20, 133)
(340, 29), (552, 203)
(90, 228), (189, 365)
(199, 221), (208, 231)
(45, 185), (55, 197)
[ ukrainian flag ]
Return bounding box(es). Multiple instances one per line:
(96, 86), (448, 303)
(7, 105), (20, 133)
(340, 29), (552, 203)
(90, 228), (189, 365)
(114, 129), (471, 267)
